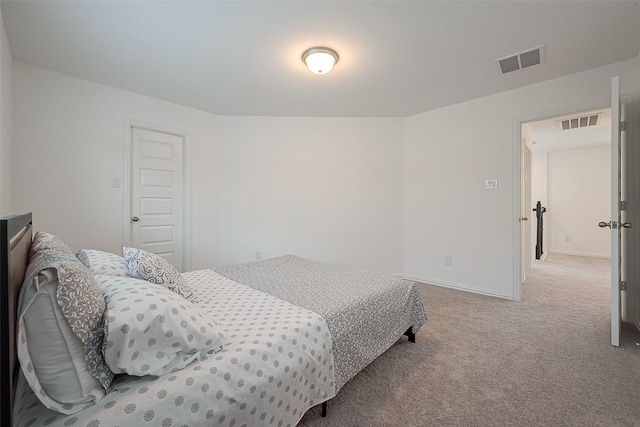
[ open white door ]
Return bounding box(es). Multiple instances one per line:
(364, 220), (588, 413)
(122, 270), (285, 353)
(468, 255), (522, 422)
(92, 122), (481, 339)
(520, 144), (531, 284)
(524, 145), (532, 274)
(608, 76), (623, 347)
(623, 92), (640, 331)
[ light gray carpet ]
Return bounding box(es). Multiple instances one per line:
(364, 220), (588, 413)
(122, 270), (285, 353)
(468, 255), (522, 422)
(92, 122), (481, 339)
(298, 254), (640, 426)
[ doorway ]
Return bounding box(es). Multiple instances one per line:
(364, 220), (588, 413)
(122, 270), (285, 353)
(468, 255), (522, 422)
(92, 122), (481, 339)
(520, 107), (612, 292)
(122, 120), (193, 272)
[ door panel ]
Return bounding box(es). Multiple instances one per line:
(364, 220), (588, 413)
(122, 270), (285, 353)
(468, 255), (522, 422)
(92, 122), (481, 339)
(140, 198), (175, 216)
(140, 225), (175, 244)
(140, 169), (174, 188)
(142, 139), (175, 159)
(131, 127), (184, 271)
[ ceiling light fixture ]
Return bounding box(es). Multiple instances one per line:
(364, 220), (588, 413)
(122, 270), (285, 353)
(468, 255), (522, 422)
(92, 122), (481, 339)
(302, 47), (339, 75)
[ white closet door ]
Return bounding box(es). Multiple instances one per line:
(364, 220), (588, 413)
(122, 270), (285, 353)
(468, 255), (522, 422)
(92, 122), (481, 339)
(130, 127), (184, 271)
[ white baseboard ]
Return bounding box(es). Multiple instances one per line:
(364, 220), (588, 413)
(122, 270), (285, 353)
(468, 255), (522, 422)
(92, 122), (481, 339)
(548, 250), (611, 259)
(396, 274), (514, 301)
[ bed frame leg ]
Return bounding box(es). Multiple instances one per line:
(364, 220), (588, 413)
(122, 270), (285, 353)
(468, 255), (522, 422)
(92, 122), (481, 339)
(321, 401), (327, 417)
(404, 328), (416, 343)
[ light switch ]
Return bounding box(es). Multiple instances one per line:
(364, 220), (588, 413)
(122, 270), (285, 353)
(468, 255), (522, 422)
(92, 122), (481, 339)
(485, 179), (498, 190)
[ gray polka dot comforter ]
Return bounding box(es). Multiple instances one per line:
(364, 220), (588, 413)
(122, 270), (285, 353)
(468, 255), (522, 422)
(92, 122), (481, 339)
(13, 270), (336, 427)
(215, 255), (428, 392)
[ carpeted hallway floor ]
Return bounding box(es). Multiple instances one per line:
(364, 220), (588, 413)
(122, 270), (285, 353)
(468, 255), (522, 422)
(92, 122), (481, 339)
(299, 254), (640, 426)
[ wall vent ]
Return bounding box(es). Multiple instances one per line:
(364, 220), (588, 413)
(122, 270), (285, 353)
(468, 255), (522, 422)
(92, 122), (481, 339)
(496, 45), (544, 74)
(559, 113), (600, 131)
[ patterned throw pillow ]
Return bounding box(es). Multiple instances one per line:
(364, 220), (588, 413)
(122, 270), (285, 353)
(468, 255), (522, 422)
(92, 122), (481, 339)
(123, 247), (198, 303)
(76, 249), (127, 277)
(31, 231), (74, 255)
(96, 275), (224, 376)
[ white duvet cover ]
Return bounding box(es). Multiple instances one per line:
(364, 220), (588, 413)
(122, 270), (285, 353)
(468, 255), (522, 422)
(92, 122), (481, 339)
(13, 270), (336, 427)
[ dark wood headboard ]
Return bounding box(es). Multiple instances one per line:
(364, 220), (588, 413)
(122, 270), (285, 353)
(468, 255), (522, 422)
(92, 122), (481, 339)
(1, 213), (33, 427)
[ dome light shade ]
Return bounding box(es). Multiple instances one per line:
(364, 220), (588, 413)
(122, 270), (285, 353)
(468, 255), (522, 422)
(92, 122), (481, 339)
(302, 47), (339, 75)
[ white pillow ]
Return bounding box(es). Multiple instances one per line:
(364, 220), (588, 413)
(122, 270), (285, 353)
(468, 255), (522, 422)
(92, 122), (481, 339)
(76, 249), (127, 276)
(123, 247), (198, 303)
(17, 251), (112, 414)
(96, 275), (224, 376)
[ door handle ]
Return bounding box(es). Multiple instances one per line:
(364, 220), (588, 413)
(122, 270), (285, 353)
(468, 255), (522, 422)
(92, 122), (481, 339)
(519, 217), (528, 222)
(131, 216), (139, 222)
(599, 221), (621, 229)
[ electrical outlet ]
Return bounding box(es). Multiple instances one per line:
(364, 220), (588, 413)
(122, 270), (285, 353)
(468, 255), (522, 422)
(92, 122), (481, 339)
(444, 255), (452, 266)
(256, 250), (262, 260)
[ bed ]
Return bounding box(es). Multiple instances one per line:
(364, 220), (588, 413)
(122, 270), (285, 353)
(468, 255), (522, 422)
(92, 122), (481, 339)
(1, 213), (427, 427)
(215, 255), (427, 393)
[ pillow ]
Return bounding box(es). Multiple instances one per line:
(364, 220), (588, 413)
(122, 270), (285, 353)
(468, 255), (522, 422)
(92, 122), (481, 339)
(123, 247), (198, 303)
(76, 249), (127, 277)
(31, 230), (74, 255)
(96, 275), (224, 376)
(17, 249), (114, 414)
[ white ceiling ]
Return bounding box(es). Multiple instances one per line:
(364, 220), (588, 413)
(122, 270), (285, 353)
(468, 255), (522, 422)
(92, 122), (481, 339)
(526, 107), (612, 153)
(2, 1), (640, 118)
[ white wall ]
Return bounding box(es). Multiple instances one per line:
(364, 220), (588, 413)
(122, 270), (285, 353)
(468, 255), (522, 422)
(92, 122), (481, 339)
(10, 56), (640, 298)
(0, 8), (12, 213)
(12, 62), (219, 263)
(403, 57), (640, 299)
(214, 117), (405, 272)
(12, 62), (405, 274)
(531, 152), (549, 258)
(546, 146), (611, 258)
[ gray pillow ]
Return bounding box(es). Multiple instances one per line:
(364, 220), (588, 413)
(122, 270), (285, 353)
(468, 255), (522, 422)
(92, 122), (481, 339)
(31, 231), (74, 255)
(18, 246), (114, 414)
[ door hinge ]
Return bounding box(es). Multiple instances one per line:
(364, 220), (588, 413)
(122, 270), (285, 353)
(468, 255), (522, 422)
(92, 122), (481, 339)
(621, 121), (627, 131)
(620, 201), (627, 211)
(621, 281), (627, 291)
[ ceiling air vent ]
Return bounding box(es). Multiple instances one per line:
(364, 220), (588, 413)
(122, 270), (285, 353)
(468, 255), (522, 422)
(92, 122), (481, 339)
(496, 45), (544, 74)
(559, 113), (600, 131)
